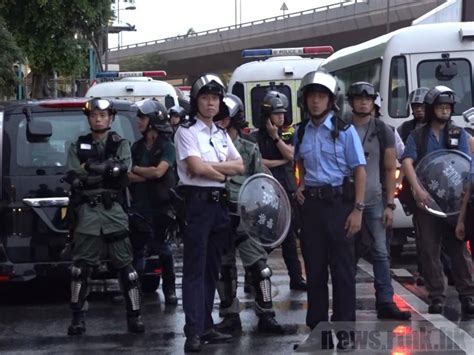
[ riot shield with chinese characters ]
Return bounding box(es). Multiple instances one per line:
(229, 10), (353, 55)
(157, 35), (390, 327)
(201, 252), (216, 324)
(415, 149), (471, 218)
(238, 173), (291, 249)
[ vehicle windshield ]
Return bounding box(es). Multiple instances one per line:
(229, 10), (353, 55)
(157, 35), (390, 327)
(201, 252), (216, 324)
(418, 59), (473, 115)
(250, 85), (292, 127)
(13, 112), (135, 170)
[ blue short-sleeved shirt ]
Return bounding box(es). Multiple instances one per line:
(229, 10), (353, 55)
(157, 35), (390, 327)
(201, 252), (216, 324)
(295, 113), (366, 187)
(402, 126), (470, 162)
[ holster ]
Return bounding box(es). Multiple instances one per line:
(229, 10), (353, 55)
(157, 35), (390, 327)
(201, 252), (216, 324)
(342, 176), (355, 203)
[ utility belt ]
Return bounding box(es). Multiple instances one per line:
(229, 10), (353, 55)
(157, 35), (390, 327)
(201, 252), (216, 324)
(178, 185), (228, 205)
(79, 190), (121, 209)
(304, 185), (344, 201)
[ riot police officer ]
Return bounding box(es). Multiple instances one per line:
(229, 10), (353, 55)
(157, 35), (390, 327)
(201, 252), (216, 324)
(295, 71), (366, 350)
(64, 98), (144, 335)
(214, 94), (296, 335)
(168, 105), (187, 133)
(128, 99), (178, 305)
(174, 74), (244, 352)
(255, 91), (307, 291)
(398, 87), (429, 143)
(346, 82), (411, 320)
(402, 86), (474, 316)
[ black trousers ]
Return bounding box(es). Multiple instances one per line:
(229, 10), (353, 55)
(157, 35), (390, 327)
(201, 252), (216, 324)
(182, 192), (230, 338)
(300, 195), (355, 329)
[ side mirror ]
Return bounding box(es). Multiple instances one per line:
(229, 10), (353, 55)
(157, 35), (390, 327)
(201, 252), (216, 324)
(165, 95), (175, 109)
(435, 61), (458, 81)
(462, 107), (474, 123)
(27, 120), (53, 143)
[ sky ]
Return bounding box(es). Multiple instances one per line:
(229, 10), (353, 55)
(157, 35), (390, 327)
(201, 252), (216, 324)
(109, 0), (341, 48)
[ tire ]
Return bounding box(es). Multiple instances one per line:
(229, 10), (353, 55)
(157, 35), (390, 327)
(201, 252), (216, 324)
(141, 275), (161, 293)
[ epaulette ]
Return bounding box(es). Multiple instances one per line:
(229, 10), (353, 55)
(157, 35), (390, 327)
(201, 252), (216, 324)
(332, 115), (350, 131)
(180, 118), (196, 128)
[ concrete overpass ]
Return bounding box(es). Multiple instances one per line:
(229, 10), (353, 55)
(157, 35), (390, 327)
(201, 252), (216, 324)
(107, 0), (444, 81)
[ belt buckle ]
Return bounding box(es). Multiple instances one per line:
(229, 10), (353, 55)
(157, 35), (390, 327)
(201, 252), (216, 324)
(210, 190), (220, 203)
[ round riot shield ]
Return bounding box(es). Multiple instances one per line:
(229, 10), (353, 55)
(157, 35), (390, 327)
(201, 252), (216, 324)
(238, 173), (291, 249)
(415, 149), (471, 218)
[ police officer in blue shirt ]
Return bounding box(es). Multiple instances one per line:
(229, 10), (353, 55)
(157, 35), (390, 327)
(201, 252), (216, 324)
(174, 74), (244, 353)
(294, 71), (366, 350)
(402, 86), (474, 317)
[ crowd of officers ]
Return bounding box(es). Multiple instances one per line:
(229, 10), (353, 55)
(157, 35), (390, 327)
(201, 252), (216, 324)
(63, 69), (474, 353)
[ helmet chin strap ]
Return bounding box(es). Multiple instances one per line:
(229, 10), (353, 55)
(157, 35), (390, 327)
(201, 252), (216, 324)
(434, 116), (450, 124)
(90, 126), (111, 134)
(310, 108), (331, 120)
(352, 109), (372, 117)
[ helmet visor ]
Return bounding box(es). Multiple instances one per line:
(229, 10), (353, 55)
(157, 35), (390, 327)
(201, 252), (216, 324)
(85, 98), (112, 112)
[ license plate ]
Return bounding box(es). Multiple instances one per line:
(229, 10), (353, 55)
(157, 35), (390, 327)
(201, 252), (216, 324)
(61, 207), (67, 220)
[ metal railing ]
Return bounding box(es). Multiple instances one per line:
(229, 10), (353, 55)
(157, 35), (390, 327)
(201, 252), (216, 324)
(108, 0), (367, 52)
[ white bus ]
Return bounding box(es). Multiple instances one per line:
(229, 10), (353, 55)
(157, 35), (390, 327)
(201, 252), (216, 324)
(85, 70), (180, 109)
(321, 22), (474, 129)
(227, 46), (334, 128)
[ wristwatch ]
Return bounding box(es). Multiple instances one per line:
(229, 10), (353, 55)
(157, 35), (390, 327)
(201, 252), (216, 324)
(386, 202), (396, 210)
(354, 202), (365, 212)
(273, 137), (280, 144)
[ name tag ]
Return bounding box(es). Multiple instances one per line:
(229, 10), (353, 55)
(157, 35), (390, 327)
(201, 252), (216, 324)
(80, 143), (92, 150)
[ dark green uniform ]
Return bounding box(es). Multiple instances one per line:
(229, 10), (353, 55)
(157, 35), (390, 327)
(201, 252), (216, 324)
(66, 134), (133, 268)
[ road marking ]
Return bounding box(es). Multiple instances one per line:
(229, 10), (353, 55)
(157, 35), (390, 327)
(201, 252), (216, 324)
(358, 259), (474, 353)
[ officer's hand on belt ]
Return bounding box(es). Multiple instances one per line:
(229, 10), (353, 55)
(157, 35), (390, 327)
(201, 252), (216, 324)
(295, 185), (305, 205)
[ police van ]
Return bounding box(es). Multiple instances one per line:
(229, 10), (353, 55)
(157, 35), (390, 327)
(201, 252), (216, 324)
(320, 22), (474, 253)
(320, 22), (474, 129)
(0, 99), (161, 291)
(227, 46), (334, 128)
(85, 70), (181, 110)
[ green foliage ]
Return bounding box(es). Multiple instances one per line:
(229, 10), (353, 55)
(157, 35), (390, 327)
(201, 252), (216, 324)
(0, 15), (23, 97)
(1, 0), (113, 79)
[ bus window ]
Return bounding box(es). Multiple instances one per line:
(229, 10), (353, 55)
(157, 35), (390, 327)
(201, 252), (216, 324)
(389, 56), (409, 118)
(250, 85), (292, 128)
(334, 59), (381, 119)
(418, 59), (473, 114)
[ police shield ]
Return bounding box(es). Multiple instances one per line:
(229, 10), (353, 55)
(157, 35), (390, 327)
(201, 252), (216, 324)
(415, 149), (471, 218)
(238, 173), (291, 249)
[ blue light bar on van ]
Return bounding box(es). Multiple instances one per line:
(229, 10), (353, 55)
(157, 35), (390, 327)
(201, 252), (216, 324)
(241, 46), (334, 58)
(96, 70), (167, 78)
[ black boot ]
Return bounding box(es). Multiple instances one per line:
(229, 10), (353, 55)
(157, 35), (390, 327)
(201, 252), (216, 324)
(289, 277), (307, 291)
(127, 314), (145, 333)
(377, 302), (411, 320)
(428, 300), (444, 314)
(215, 314), (242, 333)
(257, 313), (297, 335)
(461, 297), (474, 318)
(184, 335), (202, 353)
(67, 311), (86, 336)
(163, 288), (178, 306)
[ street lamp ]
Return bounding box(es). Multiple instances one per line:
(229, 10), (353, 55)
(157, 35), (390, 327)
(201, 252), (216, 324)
(116, 5), (136, 49)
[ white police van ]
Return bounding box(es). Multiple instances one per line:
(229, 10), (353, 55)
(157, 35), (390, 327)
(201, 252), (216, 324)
(85, 70), (180, 110)
(321, 22), (474, 254)
(227, 46), (334, 128)
(320, 22), (474, 129)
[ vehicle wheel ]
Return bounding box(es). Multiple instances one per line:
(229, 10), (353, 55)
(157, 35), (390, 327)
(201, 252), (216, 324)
(390, 244), (404, 258)
(141, 275), (160, 293)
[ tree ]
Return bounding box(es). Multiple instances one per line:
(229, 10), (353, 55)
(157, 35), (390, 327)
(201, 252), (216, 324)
(0, 16), (23, 98)
(1, 0), (113, 98)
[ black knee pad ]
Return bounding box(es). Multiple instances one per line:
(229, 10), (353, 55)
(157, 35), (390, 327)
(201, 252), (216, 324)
(249, 259), (272, 281)
(70, 262), (91, 311)
(218, 264), (238, 308)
